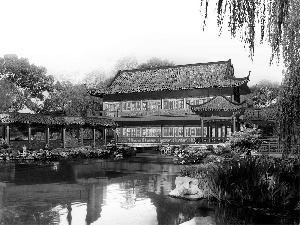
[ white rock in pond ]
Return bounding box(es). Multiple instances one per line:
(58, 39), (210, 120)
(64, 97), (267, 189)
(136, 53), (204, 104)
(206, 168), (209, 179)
(179, 216), (216, 225)
(169, 176), (204, 199)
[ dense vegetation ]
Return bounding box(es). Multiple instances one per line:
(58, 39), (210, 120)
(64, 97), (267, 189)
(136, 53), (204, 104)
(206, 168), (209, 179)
(172, 128), (300, 217)
(0, 143), (136, 162)
(200, 0), (300, 156)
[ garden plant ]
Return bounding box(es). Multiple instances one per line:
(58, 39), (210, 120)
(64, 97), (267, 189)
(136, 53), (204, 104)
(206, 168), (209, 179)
(175, 128), (299, 218)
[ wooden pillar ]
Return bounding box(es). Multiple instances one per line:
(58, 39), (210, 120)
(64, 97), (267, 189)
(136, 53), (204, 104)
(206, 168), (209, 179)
(208, 121), (211, 139)
(62, 126), (66, 148)
(104, 128), (107, 146)
(28, 124), (31, 146)
(46, 126), (50, 145)
(80, 127), (84, 146)
(201, 118), (204, 138)
(5, 125), (9, 144)
(93, 127), (96, 148)
(115, 128), (118, 144)
(233, 116), (236, 133)
(113, 128), (117, 143)
(160, 125), (163, 144)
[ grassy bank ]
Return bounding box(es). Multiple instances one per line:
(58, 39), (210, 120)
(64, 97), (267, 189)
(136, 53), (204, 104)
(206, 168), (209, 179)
(181, 155), (300, 214)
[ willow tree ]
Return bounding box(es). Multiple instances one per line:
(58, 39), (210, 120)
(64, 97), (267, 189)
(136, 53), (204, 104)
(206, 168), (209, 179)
(200, 0), (300, 156)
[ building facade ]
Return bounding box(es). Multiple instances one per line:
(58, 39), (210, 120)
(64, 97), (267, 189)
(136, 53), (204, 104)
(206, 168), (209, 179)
(88, 59), (251, 147)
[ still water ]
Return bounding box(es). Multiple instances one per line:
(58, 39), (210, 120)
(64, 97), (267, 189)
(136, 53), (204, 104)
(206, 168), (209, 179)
(0, 155), (298, 225)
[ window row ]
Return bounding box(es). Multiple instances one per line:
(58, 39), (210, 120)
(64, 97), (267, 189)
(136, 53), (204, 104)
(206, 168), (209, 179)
(104, 97), (212, 112)
(117, 126), (233, 138)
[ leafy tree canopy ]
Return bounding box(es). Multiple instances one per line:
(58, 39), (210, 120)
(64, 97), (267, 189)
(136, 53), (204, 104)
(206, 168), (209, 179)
(40, 81), (102, 117)
(200, 0), (300, 154)
(0, 54), (55, 112)
(0, 54), (54, 99)
(138, 57), (175, 70)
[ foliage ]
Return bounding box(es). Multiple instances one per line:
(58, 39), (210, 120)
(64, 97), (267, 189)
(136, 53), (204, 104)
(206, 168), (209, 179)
(0, 54), (55, 112)
(246, 80), (281, 108)
(113, 55), (138, 74)
(207, 155), (300, 211)
(0, 79), (25, 112)
(226, 128), (262, 154)
(82, 69), (108, 89)
(138, 57), (175, 70)
(0, 138), (9, 149)
(106, 144), (137, 160)
(173, 146), (210, 164)
(0, 147), (110, 161)
(170, 144), (231, 165)
(40, 82), (103, 117)
(200, 0), (300, 156)
(0, 145), (137, 162)
(182, 155), (299, 212)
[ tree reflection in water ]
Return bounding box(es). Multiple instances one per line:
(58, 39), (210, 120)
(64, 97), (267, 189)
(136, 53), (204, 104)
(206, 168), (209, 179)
(0, 159), (298, 225)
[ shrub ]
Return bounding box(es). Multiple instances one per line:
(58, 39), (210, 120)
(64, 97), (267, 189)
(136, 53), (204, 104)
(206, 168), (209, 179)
(173, 146), (209, 164)
(0, 138), (9, 149)
(206, 155), (300, 211)
(226, 128), (262, 154)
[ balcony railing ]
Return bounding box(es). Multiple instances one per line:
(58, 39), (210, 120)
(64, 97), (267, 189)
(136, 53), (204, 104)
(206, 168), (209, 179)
(117, 136), (228, 145)
(104, 108), (194, 117)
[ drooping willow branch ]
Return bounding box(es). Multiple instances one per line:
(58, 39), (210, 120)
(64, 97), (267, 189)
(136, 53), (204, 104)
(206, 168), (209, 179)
(200, 0), (300, 155)
(200, 0), (290, 61)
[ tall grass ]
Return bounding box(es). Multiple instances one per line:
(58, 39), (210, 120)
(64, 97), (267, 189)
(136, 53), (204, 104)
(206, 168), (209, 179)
(181, 155), (300, 212)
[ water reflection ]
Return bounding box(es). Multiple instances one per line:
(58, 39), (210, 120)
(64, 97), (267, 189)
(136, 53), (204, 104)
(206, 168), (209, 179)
(0, 158), (298, 225)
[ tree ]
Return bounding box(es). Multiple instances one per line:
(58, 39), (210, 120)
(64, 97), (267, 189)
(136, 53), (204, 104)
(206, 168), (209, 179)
(40, 81), (102, 117)
(83, 69), (107, 89)
(138, 57), (175, 70)
(112, 56), (138, 74)
(0, 54), (55, 112)
(0, 79), (24, 112)
(247, 79), (281, 108)
(200, 0), (300, 156)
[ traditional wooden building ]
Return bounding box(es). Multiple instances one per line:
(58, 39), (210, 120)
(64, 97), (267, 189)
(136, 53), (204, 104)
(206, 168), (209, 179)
(88, 59), (251, 147)
(0, 113), (117, 150)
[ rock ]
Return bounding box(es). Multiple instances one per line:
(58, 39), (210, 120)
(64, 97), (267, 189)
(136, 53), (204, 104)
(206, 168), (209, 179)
(179, 216), (216, 225)
(169, 176), (204, 200)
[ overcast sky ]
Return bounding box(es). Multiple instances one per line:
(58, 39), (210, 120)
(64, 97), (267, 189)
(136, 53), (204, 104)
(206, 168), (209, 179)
(0, 0), (283, 86)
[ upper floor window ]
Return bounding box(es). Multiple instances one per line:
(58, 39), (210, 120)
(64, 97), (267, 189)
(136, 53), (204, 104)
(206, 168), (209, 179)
(163, 127), (184, 137)
(122, 100), (161, 111)
(163, 99), (184, 110)
(104, 102), (120, 111)
(186, 97), (208, 105)
(122, 127), (161, 137)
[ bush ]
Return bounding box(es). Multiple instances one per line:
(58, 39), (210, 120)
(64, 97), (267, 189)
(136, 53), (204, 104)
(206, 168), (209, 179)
(206, 155), (300, 211)
(0, 138), (9, 149)
(173, 146), (209, 164)
(226, 128), (262, 154)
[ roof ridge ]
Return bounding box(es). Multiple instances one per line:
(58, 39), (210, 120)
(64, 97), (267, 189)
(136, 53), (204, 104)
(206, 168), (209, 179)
(118, 59), (231, 74)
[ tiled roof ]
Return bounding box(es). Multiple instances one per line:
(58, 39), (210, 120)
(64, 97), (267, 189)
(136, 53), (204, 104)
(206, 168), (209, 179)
(188, 95), (247, 112)
(88, 60), (250, 96)
(0, 113), (117, 127)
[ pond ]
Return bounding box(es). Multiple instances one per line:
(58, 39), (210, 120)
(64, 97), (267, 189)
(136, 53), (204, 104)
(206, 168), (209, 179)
(0, 154), (298, 225)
